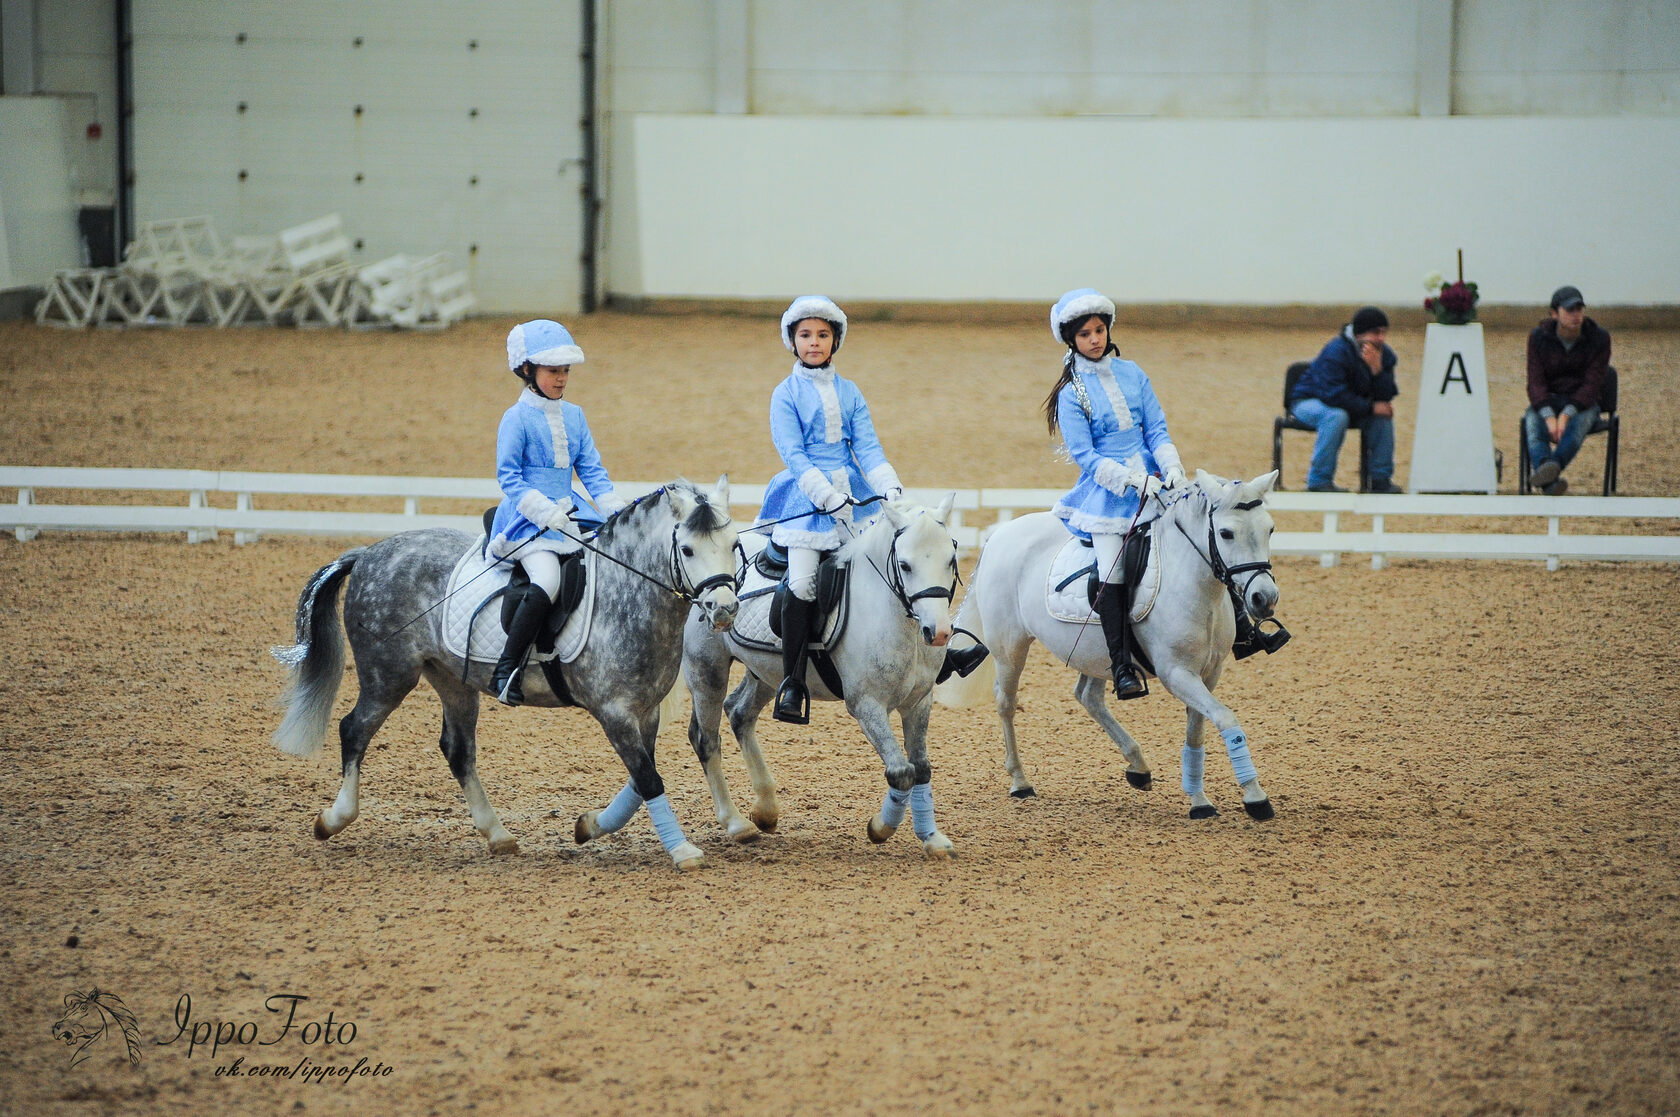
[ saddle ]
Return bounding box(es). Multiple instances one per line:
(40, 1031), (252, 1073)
(1068, 527), (1157, 677)
(731, 538), (852, 698)
(478, 506), (587, 655)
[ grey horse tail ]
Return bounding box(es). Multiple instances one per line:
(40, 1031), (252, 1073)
(271, 549), (364, 756)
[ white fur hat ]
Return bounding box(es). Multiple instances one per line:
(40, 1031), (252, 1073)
(1050, 289), (1116, 344)
(781, 295), (848, 355)
(507, 319), (586, 371)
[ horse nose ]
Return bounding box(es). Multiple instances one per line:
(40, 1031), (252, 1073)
(1249, 586), (1277, 619)
(923, 620), (951, 647)
(710, 597), (739, 631)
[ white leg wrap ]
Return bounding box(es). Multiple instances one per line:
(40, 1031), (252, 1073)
(1222, 726), (1258, 786)
(644, 794), (687, 853)
(596, 780), (643, 833)
(879, 786), (910, 828)
(909, 782), (936, 841)
(1181, 745), (1204, 797)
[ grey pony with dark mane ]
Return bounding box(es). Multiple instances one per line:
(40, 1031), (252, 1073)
(271, 477), (739, 870)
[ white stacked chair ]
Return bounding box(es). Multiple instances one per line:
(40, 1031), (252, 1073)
(34, 268), (111, 328)
(278, 215), (357, 327)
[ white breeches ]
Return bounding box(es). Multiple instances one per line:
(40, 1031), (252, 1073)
(1092, 532), (1125, 585)
(787, 546), (821, 601)
(520, 549), (564, 602)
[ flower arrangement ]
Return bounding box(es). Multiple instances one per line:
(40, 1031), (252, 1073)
(1423, 268), (1479, 325)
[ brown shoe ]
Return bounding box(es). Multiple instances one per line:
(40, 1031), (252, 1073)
(1543, 477), (1569, 496)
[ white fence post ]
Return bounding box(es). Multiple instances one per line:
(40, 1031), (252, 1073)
(15, 487), (38, 542)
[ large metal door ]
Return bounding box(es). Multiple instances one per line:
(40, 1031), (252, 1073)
(130, 1), (584, 313)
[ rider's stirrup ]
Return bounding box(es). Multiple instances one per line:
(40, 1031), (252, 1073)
(1232, 614), (1291, 661)
(773, 677), (811, 725)
(936, 642), (990, 685)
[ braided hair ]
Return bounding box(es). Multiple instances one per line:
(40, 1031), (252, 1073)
(1042, 314), (1119, 434)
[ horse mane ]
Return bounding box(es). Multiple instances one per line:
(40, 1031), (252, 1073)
(595, 479), (728, 545)
(835, 500), (914, 565)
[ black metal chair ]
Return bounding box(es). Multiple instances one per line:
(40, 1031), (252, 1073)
(1518, 365), (1619, 495)
(1272, 361), (1370, 491)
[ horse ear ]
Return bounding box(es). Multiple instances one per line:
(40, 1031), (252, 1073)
(1194, 468), (1218, 493)
(712, 474), (730, 512)
(934, 492), (955, 526)
(666, 484), (696, 520)
(883, 501), (909, 531)
(1253, 470), (1280, 495)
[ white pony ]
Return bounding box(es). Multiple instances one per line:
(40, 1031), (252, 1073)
(682, 496), (963, 858)
(938, 470), (1282, 820)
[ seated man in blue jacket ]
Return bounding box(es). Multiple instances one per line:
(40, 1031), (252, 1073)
(1288, 306), (1403, 493)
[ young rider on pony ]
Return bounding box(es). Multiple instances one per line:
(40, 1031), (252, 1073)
(752, 295), (984, 725)
(1045, 288), (1188, 700)
(487, 319), (629, 706)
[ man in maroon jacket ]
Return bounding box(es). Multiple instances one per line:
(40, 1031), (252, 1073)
(1525, 285), (1611, 496)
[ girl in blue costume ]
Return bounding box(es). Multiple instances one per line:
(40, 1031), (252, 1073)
(753, 295), (905, 724)
(487, 319), (629, 706)
(1046, 289), (1187, 700)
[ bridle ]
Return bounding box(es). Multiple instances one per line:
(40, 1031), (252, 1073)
(1173, 489), (1275, 619)
(855, 519), (958, 623)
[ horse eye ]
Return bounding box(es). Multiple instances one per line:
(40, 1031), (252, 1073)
(1219, 529), (1235, 540)
(681, 545), (695, 557)
(899, 561), (912, 573)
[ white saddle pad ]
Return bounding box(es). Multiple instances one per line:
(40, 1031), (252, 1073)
(726, 537), (844, 653)
(1045, 533), (1161, 625)
(440, 538), (594, 665)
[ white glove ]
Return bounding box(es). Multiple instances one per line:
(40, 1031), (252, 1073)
(1162, 465), (1188, 490)
(594, 491), (629, 515)
(1128, 469), (1163, 500)
(830, 497), (854, 525)
(884, 486), (903, 502)
(542, 499), (577, 533)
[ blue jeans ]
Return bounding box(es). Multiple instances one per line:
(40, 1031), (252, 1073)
(1524, 405), (1601, 475)
(1290, 398), (1395, 490)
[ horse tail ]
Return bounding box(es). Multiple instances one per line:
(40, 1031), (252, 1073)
(271, 549), (363, 757)
(935, 550), (996, 708)
(656, 675), (689, 738)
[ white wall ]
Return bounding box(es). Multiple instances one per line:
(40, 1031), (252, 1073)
(0, 95), (80, 288)
(129, 2), (585, 314)
(612, 113), (1680, 307)
(605, 0), (1680, 117)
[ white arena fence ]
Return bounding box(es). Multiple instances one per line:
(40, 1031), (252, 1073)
(3, 466), (1678, 572)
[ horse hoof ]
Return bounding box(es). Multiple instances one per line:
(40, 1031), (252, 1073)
(749, 809), (779, 834)
(1009, 786), (1037, 799)
(488, 835), (520, 856)
(867, 816), (897, 844)
(1243, 798), (1275, 821)
(1189, 805), (1219, 820)
(1125, 771), (1153, 791)
(312, 813), (334, 841)
(574, 811), (600, 845)
(725, 818), (762, 844)
(671, 842), (706, 871)
(922, 833), (957, 860)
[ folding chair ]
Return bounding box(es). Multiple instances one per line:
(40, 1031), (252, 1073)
(199, 235), (280, 328)
(1518, 366), (1620, 495)
(121, 217), (224, 325)
(1271, 361), (1370, 491)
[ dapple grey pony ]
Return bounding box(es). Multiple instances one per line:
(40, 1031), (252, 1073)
(937, 471), (1282, 820)
(272, 478), (740, 870)
(682, 496), (963, 858)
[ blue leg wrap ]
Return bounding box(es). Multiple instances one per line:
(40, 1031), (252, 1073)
(1222, 726), (1258, 786)
(644, 794), (687, 853)
(879, 786), (910, 829)
(595, 780), (643, 833)
(909, 782), (936, 840)
(1181, 745), (1204, 797)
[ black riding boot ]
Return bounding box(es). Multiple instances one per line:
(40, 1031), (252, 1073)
(773, 594), (815, 725)
(1094, 582), (1148, 700)
(1231, 611), (1292, 660)
(492, 585), (551, 707)
(936, 641), (991, 685)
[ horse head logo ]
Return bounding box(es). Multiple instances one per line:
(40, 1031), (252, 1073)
(52, 988), (141, 1069)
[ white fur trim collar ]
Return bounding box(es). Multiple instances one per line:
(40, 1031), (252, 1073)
(519, 388), (569, 467)
(1074, 356), (1132, 431)
(794, 363), (843, 442)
